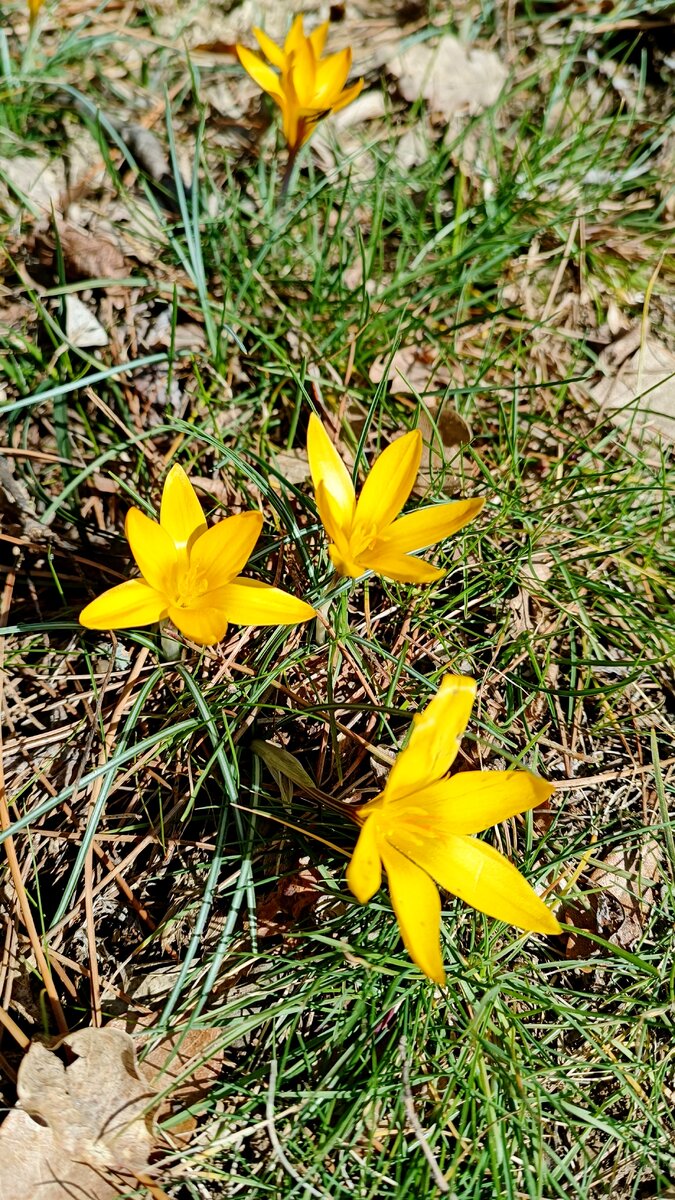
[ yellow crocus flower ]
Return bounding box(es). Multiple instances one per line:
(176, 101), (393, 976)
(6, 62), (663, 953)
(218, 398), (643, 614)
(28, 0), (45, 25)
(80, 465), (315, 646)
(347, 675), (561, 984)
(236, 16), (363, 154)
(307, 413), (484, 584)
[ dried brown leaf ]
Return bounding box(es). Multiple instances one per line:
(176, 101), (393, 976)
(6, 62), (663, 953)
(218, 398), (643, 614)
(271, 447), (312, 487)
(370, 344), (452, 396)
(564, 839), (661, 959)
(256, 867), (324, 939)
(413, 402), (472, 495)
(591, 333), (675, 443)
(0, 1028), (156, 1200)
(387, 35), (507, 123)
(28, 220), (127, 282)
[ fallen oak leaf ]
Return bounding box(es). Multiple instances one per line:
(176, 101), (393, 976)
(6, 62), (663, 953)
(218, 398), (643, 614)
(28, 219), (127, 282)
(369, 343), (452, 396)
(413, 402), (473, 495)
(0, 1027), (157, 1200)
(563, 839), (661, 960)
(387, 35), (508, 124)
(591, 333), (675, 444)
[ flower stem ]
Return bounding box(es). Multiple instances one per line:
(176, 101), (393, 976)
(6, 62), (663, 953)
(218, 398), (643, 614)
(315, 572), (349, 645)
(279, 146), (299, 203)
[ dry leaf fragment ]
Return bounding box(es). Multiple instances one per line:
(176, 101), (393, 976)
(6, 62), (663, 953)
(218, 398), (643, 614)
(591, 842), (660, 949)
(369, 344), (452, 396)
(0, 1027), (156, 1200)
(28, 220), (127, 281)
(591, 334), (675, 444)
(413, 402), (472, 495)
(134, 1025), (225, 1116)
(387, 35), (507, 123)
(270, 447), (312, 487)
(65, 295), (109, 348)
(256, 867), (324, 939)
(564, 840), (661, 959)
(0, 154), (66, 220)
(520, 550), (554, 594)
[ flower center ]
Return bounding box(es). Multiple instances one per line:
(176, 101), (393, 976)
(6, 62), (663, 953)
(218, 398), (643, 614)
(385, 804), (430, 849)
(351, 521), (379, 558)
(175, 563), (209, 608)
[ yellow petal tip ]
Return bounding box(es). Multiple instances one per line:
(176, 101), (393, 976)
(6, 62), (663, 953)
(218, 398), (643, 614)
(537, 908), (562, 936)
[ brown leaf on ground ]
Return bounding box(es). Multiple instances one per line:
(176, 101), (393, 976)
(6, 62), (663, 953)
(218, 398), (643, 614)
(0, 1028), (157, 1200)
(256, 866), (324, 939)
(564, 840), (661, 959)
(592, 842), (661, 947)
(0, 154), (67, 221)
(106, 1016), (227, 1149)
(271, 447), (312, 487)
(520, 550), (555, 595)
(28, 219), (127, 282)
(387, 35), (508, 123)
(413, 402), (473, 495)
(591, 331), (675, 444)
(369, 344), (452, 396)
(139, 1026), (225, 1116)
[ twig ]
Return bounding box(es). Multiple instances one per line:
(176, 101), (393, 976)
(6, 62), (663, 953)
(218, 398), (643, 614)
(399, 1036), (450, 1194)
(81, 644), (150, 1025)
(267, 1058), (329, 1199)
(0, 1003), (30, 1050)
(0, 570), (69, 1036)
(553, 759), (675, 790)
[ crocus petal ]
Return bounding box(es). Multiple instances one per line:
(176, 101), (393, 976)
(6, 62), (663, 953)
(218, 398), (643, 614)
(309, 21), (329, 58)
(208, 577), (315, 626)
(284, 13), (306, 56)
(315, 479), (355, 563)
(80, 579), (168, 630)
(405, 771), (556, 837)
(416, 833), (561, 935)
(307, 414), (355, 534)
(252, 26), (287, 69)
(160, 464), (207, 551)
(346, 815), (382, 903)
(281, 94), (302, 150)
(362, 547), (445, 585)
(237, 45), (285, 101)
(125, 508), (178, 596)
(314, 48), (351, 104)
(289, 38), (316, 107)
(330, 78), (364, 114)
(189, 511), (263, 589)
(386, 675), (477, 801)
(383, 497), (485, 554)
(168, 605), (229, 646)
(354, 430), (422, 536)
(381, 842), (445, 985)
